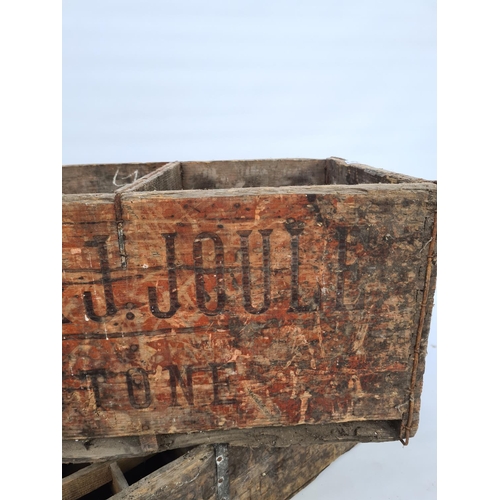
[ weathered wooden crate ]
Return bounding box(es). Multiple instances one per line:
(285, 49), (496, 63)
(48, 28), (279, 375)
(62, 157), (437, 462)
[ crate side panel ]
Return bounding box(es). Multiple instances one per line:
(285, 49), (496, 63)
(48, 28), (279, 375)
(181, 159), (327, 189)
(327, 157), (432, 185)
(62, 163), (167, 194)
(62, 185), (436, 439)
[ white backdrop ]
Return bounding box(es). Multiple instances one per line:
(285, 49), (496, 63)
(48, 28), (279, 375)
(63, 2), (436, 498)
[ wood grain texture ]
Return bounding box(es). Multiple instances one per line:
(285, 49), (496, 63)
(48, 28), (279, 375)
(63, 420), (397, 463)
(327, 157), (432, 185)
(62, 162), (167, 194)
(63, 461), (114, 500)
(62, 159), (437, 448)
(110, 445), (216, 500)
(181, 159), (328, 190)
(110, 462), (129, 494)
(225, 442), (356, 500)
(107, 443), (355, 500)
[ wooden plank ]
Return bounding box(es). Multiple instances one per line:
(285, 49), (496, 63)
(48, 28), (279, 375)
(62, 461), (113, 500)
(63, 420), (397, 463)
(108, 443), (356, 500)
(227, 442), (356, 499)
(110, 445), (216, 500)
(139, 434), (159, 454)
(62, 162), (167, 194)
(327, 157), (433, 185)
(110, 462), (129, 494)
(181, 158), (327, 189)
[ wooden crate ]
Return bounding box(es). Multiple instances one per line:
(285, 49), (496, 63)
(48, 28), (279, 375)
(62, 157), (437, 462)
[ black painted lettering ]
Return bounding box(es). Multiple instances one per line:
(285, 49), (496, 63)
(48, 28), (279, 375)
(193, 232), (226, 316)
(82, 235), (118, 322)
(78, 369), (106, 408)
(210, 362), (237, 405)
(285, 223), (319, 312)
(148, 233), (180, 318)
(126, 368), (151, 409)
(167, 365), (197, 406)
(237, 229), (272, 314)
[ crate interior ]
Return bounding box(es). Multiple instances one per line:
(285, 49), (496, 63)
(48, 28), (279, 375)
(63, 158), (423, 195)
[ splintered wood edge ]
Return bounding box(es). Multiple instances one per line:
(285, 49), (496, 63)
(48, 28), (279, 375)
(63, 420), (400, 463)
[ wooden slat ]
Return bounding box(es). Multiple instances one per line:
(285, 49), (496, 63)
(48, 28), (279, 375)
(181, 158), (327, 189)
(108, 443), (356, 499)
(139, 434), (159, 454)
(62, 461), (113, 500)
(327, 157), (432, 185)
(62, 162), (167, 194)
(110, 462), (129, 494)
(227, 443), (356, 499)
(63, 420), (397, 463)
(110, 445), (216, 500)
